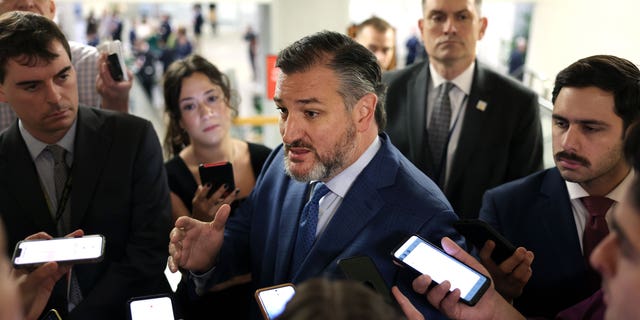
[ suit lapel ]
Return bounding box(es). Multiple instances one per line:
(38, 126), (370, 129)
(0, 125), (56, 233)
(447, 62), (486, 194)
(409, 63), (435, 175)
(70, 109), (112, 229)
(275, 180), (308, 282)
(538, 169), (582, 255)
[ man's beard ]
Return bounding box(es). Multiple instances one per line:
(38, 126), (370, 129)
(284, 124), (357, 182)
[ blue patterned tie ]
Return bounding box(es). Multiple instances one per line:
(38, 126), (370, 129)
(291, 182), (330, 274)
(429, 82), (454, 186)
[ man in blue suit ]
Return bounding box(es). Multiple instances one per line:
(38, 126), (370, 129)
(168, 31), (463, 319)
(479, 55), (640, 318)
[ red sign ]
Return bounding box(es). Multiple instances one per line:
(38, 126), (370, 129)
(266, 54), (279, 100)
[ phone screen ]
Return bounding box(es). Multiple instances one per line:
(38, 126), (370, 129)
(392, 235), (490, 305)
(12, 235), (104, 268)
(255, 284), (296, 320)
(129, 295), (174, 320)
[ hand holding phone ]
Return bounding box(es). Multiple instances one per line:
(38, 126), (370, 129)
(453, 219), (516, 264)
(391, 235), (491, 306)
(255, 283), (296, 320)
(12, 234), (105, 269)
(198, 161), (235, 198)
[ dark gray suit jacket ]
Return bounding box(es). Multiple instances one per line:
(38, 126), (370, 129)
(383, 59), (543, 218)
(479, 168), (596, 318)
(0, 108), (171, 320)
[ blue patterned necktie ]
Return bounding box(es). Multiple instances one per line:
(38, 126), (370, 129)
(291, 182), (330, 274)
(429, 82), (454, 186)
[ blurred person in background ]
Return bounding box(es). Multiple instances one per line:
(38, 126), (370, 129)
(351, 16), (397, 71)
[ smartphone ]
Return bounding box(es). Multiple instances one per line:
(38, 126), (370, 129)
(453, 219), (516, 264)
(12, 234), (105, 269)
(255, 283), (296, 320)
(391, 235), (491, 306)
(97, 40), (128, 82)
(41, 309), (62, 320)
(198, 161), (235, 198)
(337, 255), (393, 305)
(128, 294), (175, 320)
(107, 53), (124, 81)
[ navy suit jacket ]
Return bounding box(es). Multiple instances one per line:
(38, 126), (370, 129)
(479, 168), (596, 318)
(0, 108), (172, 320)
(206, 133), (463, 319)
(383, 59), (543, 219)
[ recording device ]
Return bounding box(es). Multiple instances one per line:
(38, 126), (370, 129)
(12, 234), (105, 269)
(128, 294), (175, 320)
(453, 219), (517, 264)
(255, 283), (296, 320)
(391, 234), (491, 306)
(337, 255), (393, 305)
(97, 40), (128, 82)
(198, 161), (235, 198)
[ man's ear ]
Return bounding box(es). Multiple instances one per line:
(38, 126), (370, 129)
(48, 0), (57, 20)
(353, 93), (377, 132)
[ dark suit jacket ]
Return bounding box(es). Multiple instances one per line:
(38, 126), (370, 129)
(0, 108), (172, 320)
(205, 133), (463, 319)
(383, 59), (543, 218)
(479, 168), (596, 318)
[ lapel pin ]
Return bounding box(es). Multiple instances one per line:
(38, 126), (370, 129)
(476, 100), (487, 112)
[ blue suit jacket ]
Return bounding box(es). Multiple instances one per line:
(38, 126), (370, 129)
(0, 108), (171, 320)
(208, 133), (463, 319)
(479, 168), (595, 318)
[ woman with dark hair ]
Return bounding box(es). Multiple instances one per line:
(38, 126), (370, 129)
(163, 54), (271, 319)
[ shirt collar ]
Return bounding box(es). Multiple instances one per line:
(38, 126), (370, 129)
(19, 117), (77, 161)
(566, 169), (635, 202)
(323, 136), (382, 198)
(429, 61), (475, 95)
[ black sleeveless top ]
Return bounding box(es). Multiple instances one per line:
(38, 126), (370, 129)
(164, 142), (272, 212)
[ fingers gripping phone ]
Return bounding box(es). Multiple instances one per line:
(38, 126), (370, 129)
(128, 294), (175, 320)
(391, 235), (491, 306)
(12, 234), (105, 268)
(255, 283), (296, 320)
(453, 219), (517, 264)
(337, 255), (393, 305)
(198, 161), (235, 198)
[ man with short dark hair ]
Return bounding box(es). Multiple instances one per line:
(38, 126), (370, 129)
(0, 11), (171, 319)
(352, 16), (397, 71)
(480, 55), (640, 317)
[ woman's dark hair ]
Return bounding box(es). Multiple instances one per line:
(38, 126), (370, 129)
(162, 54), (238, 158)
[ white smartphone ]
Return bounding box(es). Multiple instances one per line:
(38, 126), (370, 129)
(128, 294), (175, 320)
(391, 235), (491, 306)
(12, 234), (105, 268)
(254, 283), (296, 320)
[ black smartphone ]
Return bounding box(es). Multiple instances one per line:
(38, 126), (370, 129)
(128, 294), (175, 320)
(107, 53), (124, 81)
(453, 219), (516, 264)
(41, 309), (62, 320)
(12, 234), (105, 269)
(337, 255), (393, 305)
(391, 234), (491, 306)
(198, 161), (235, 198)
(254, 283), (296, 320)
